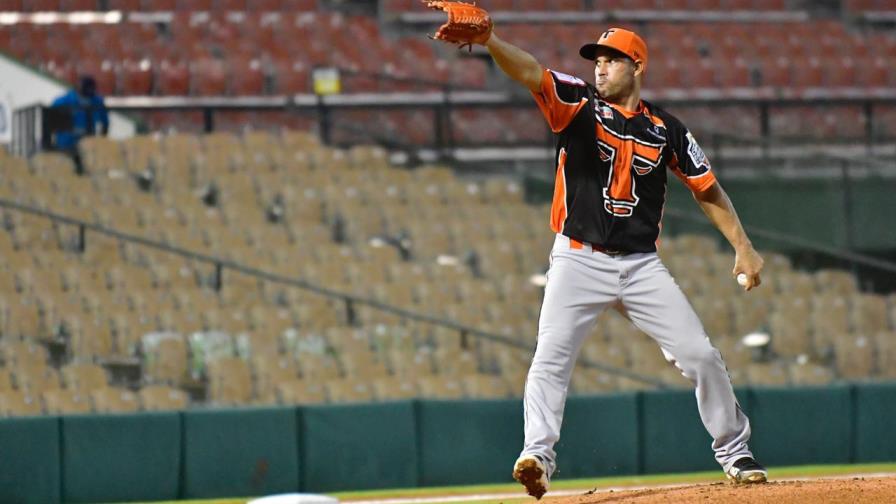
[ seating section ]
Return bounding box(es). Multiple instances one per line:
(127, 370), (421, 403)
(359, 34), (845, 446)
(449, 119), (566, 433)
(0, 132), (894, 417)
(0, 12), (482, 95)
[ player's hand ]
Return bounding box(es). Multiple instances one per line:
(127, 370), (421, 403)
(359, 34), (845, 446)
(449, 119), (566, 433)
(733, 246), (763, 291)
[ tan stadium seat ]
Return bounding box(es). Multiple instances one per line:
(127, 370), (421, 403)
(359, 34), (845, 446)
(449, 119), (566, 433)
(833, 335), (875, 380)
(325, 379), (374, 404)
(814, 269), (858, 295)
(370, 376), (418, 401)
(0, 369), (12, 391)
(42, 389), (91, 415)
(432, 348), (478, 376)
(12, 363), (61, 395)
(275, 379), (327, 405)
(874, 331), (896, 379)
(789, 360), (835, 386)
(339, 348), (390, 380)
(417, 376), (464, 399)
(745, 362), (790, 387)
(90, 387), (140, 413)
(852, 294), (889, 334)
(388, 348), (435, 379)
(0, 391), (43, 417)
(0, 339), (48, 369)
(462, 373), (511, 399)
(142, 333), (189, 386)
(297, 352), (343, 381)
(251, 356), (299, 404)
(60, 362), (109, 392)
(139, 385), (189, 412)
(207, 357), (253, 406)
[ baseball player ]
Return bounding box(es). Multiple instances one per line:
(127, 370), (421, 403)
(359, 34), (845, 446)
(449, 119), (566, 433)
(424, 2), (769, 499)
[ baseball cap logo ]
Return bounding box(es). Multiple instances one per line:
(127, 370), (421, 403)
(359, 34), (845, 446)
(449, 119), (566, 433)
(600, 29), (616, 41)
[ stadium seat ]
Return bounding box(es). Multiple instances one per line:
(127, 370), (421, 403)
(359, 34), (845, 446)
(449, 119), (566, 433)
(139, 384), (189, 411)
(90, 386), (140, 413)
(42, 389), (92, 415)
(0, 391), (44, 417)
(60, 362), (109, 392)
(275, 378), (326, 405)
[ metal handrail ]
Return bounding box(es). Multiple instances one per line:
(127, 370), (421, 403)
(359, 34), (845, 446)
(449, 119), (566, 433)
(0, 197), (669, 388)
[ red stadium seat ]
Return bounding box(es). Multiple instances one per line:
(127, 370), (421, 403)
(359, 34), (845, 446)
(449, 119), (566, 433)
(791, 57), (823, 89)
(144, 0), (176, 9)
(282, 0), (317, 10)
(156, 59), (191, 95)
(60, 0), (100, 9)
(229, 57), (265, 95)
(757, 56), (790, 88)
(107, 0), (142, 9)
(23, 0), (59, 10)
(176, 0), (213, 9)
(118, 58), (154, 95)
(271, 59), (309, 93)
(215, 0), (246, 9)
(76, 59), (117, 94)
(190, 58), (228, 95)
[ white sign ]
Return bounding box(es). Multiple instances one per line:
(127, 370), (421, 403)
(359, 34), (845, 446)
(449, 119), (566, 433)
(0, 96), (10, 144)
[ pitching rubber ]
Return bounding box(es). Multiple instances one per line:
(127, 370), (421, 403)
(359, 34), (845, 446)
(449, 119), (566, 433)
(513, 456), (549, 499)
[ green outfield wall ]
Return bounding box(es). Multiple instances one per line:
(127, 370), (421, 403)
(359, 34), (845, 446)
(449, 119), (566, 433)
(525, 175), (896, 252)
(1, 383), (895, 503)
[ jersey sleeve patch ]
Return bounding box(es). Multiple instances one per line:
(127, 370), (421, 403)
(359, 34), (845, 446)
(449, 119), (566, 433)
(531, 68), (588, 133)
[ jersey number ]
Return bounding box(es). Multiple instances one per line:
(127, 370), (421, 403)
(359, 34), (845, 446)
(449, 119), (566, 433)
(598, 134), (664, 217)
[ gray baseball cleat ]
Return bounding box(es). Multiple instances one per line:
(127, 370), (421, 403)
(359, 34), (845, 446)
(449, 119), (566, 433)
(726, 457), (768, 484)
(512, 454), (550, 499)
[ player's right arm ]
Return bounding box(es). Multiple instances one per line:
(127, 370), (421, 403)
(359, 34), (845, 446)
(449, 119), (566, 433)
(485, 32), (543, 93)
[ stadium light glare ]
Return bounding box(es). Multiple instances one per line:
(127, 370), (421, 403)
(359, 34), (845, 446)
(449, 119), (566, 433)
(528, 273), (547, 287)
(742, 331), (770, 348)
(0, 13), (20, 25)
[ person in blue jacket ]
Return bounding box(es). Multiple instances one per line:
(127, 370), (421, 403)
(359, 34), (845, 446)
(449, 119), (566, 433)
(51, 76), (109, 173)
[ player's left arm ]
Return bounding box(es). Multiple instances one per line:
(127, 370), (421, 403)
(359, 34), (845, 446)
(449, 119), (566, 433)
(692, 182), (764, 291)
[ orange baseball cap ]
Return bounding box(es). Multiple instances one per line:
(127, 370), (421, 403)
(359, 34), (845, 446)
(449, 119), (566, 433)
(579, 28), (648, 71)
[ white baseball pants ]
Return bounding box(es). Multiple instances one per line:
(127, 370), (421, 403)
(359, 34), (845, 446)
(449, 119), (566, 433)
(521, 234), (754, 476)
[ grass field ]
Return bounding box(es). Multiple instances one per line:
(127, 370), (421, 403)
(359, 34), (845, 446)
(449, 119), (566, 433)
(125, 462), (896, 504)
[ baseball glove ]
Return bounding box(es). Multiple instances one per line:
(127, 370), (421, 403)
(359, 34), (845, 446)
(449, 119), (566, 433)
(424, 1), (493, 50)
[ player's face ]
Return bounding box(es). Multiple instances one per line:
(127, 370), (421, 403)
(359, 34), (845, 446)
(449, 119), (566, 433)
(593, 51), (637, 102)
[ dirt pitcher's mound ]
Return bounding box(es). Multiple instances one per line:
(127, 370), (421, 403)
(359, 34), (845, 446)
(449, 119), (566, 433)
(548, 476), (896, 504)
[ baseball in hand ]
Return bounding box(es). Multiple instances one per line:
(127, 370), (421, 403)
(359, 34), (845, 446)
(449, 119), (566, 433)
(736, 273), (748, 286)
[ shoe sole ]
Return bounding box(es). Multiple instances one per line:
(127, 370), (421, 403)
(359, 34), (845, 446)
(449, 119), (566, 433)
(727, 470), (768, 484)
(513, 458), (547, 499)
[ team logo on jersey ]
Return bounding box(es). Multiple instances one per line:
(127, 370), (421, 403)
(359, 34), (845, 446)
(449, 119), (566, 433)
(551, 70), (586, 87)
(597, 105), (614, 120)
(686, 131), (711, 170)
(646, 125), (666, 141)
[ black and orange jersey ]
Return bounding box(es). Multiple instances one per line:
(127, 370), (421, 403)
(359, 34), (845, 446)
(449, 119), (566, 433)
(532, 68), (716, 253)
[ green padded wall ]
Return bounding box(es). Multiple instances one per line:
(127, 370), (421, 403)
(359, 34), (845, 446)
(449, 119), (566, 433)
(748, 385), (853, 467)
(530, 175), (896, 251)
(418, 399), (523, 486)
(61, 412), (181, 503)
(554, 393), (639, 479)
(641, 388), (752, 474)
(641, 389), (715, 474)
(301, 401), (418, 492)
(0, 416), (60, 504)
(183, 407), (299, 499)
(854, 382), (896, 462)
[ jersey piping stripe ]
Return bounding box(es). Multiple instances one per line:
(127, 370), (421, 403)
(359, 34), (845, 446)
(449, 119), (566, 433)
(595, 120), (666, 149)
(669, 152), (717, 192)
(533, 69), (588, 133)
(550, 148), (569, 234)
